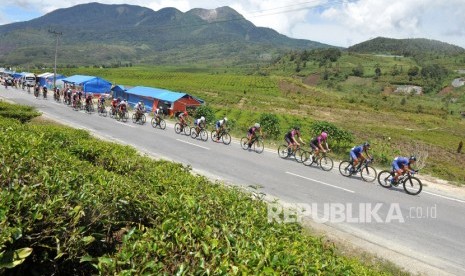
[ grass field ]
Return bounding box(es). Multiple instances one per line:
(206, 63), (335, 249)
(58, 53), (465, 184)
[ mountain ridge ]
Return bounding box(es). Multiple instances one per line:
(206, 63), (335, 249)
(0, 3), (332, 66)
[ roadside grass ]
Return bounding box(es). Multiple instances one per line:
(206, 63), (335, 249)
(0, 102), (398, 275)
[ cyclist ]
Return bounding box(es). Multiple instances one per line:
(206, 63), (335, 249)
(119, 99), (128, 115)
(85, 93), (93, 110)
(215, 117), (228, 141)
(66, 89), (72, 104)
(193, 116), (206, 135)
(349, 142), (371, 172)
(285, 126), (305, 153)
(111, 98), (119, 115)
(310, 131), (330, 157)
(34, 84), (40, 98)
(42, 85), (48, 98)
(246, 123), (263, 149)
(391, 156), (417, 184)
(98, 94), (105, 108)
(178, 111), (190, 130)
(134, 101), (145, 120)
(153, 106), (163, 124)
(72, 92), (79, 108)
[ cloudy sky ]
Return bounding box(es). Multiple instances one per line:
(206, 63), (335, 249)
(1, 0), (464, 48)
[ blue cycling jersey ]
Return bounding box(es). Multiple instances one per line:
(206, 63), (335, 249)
(351, 145), (363, 154)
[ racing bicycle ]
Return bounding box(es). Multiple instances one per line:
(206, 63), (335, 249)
(339, 158), (377, 182)
(377, 169), (422, 195)
(241, 135), (264, 153)
(211, 128), (231, 145)
(300, 150), (334, 171)
(151, 116), (166, 130)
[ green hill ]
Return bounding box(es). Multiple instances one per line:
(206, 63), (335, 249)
(0, 3), (332, 67)
(348, 37), (465, 57)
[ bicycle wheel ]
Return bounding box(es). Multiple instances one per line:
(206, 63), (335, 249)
(255, 139), (264, 154)
(190, 127), (198, 139)
(377, 170), (393, 188)
(159, 119), (166, 130)
(184, 125), (191, 136)
(240, 137), (249, 150)
(339, 161), (353, 177)
(151, 117), (157, 128)
(361, 166), (377, 182)
(199, 129), (208, 141)
(211, 130), (219, 142)
(278, 145), (290, 159)
(122, 112), (129, 122)
(132, 114), (137, 123)
(403, 176), (422, 195)
(222, 133), (231, 145)
(141, 114), (146, 124)
(294, 148), (304, 163)
(174, 123), (182, 134)
(301, 151), (314, 166)
(319, 156), (334, 171)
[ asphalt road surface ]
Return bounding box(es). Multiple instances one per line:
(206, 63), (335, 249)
(2, 86), (465, 275)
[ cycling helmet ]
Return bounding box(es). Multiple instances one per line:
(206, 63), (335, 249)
(321, 131), (328, 139)
(224, 117), (228, 122)
(363, 142), (370, 147)
(409, 155), (417, 161)
(254, 123), (260, 128)
(294, 126), (300, 131)
(200, 116), (205, 121)
(43, 85), (47, 88)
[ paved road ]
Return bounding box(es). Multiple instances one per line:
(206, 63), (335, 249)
(2, 87), (465, 275)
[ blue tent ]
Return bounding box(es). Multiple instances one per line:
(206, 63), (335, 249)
(62, 75), (112, 94)
(38, 73), (66, 88)
(12, 72), (26, 79)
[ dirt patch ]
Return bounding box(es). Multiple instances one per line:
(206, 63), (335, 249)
(438, 86), (453, 96)
(237, 97), (246, 108)
(302, 74), (320, 86)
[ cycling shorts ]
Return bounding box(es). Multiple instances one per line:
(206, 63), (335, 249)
(350, 150), (362, 160)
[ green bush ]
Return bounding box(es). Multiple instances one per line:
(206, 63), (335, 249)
(259, 113), (281, 139)
(310, 121), (353, 150)
(193, 104), (215, 125)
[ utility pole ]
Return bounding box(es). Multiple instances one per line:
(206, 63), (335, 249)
(48, 29), (62, 88)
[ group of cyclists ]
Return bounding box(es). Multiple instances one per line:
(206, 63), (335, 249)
(283, 125), (417, 185)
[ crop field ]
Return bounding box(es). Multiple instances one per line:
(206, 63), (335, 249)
(59, 57), (465, 184)
(0, 101), (404, 275)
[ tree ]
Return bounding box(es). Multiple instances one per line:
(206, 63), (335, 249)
(407, 66), (419, 77)
(352, 64), (364, 77)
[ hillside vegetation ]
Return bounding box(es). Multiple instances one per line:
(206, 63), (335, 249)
(0, 101), (399, 275)
(0, 3), (331, 67)
(58, 48), (465, 183)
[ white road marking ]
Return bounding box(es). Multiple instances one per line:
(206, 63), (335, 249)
(423, 191), (465, 204)
(286, 171), (355, 193)
(176, 139), (210, 150)
(115, 121), (135, 127)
